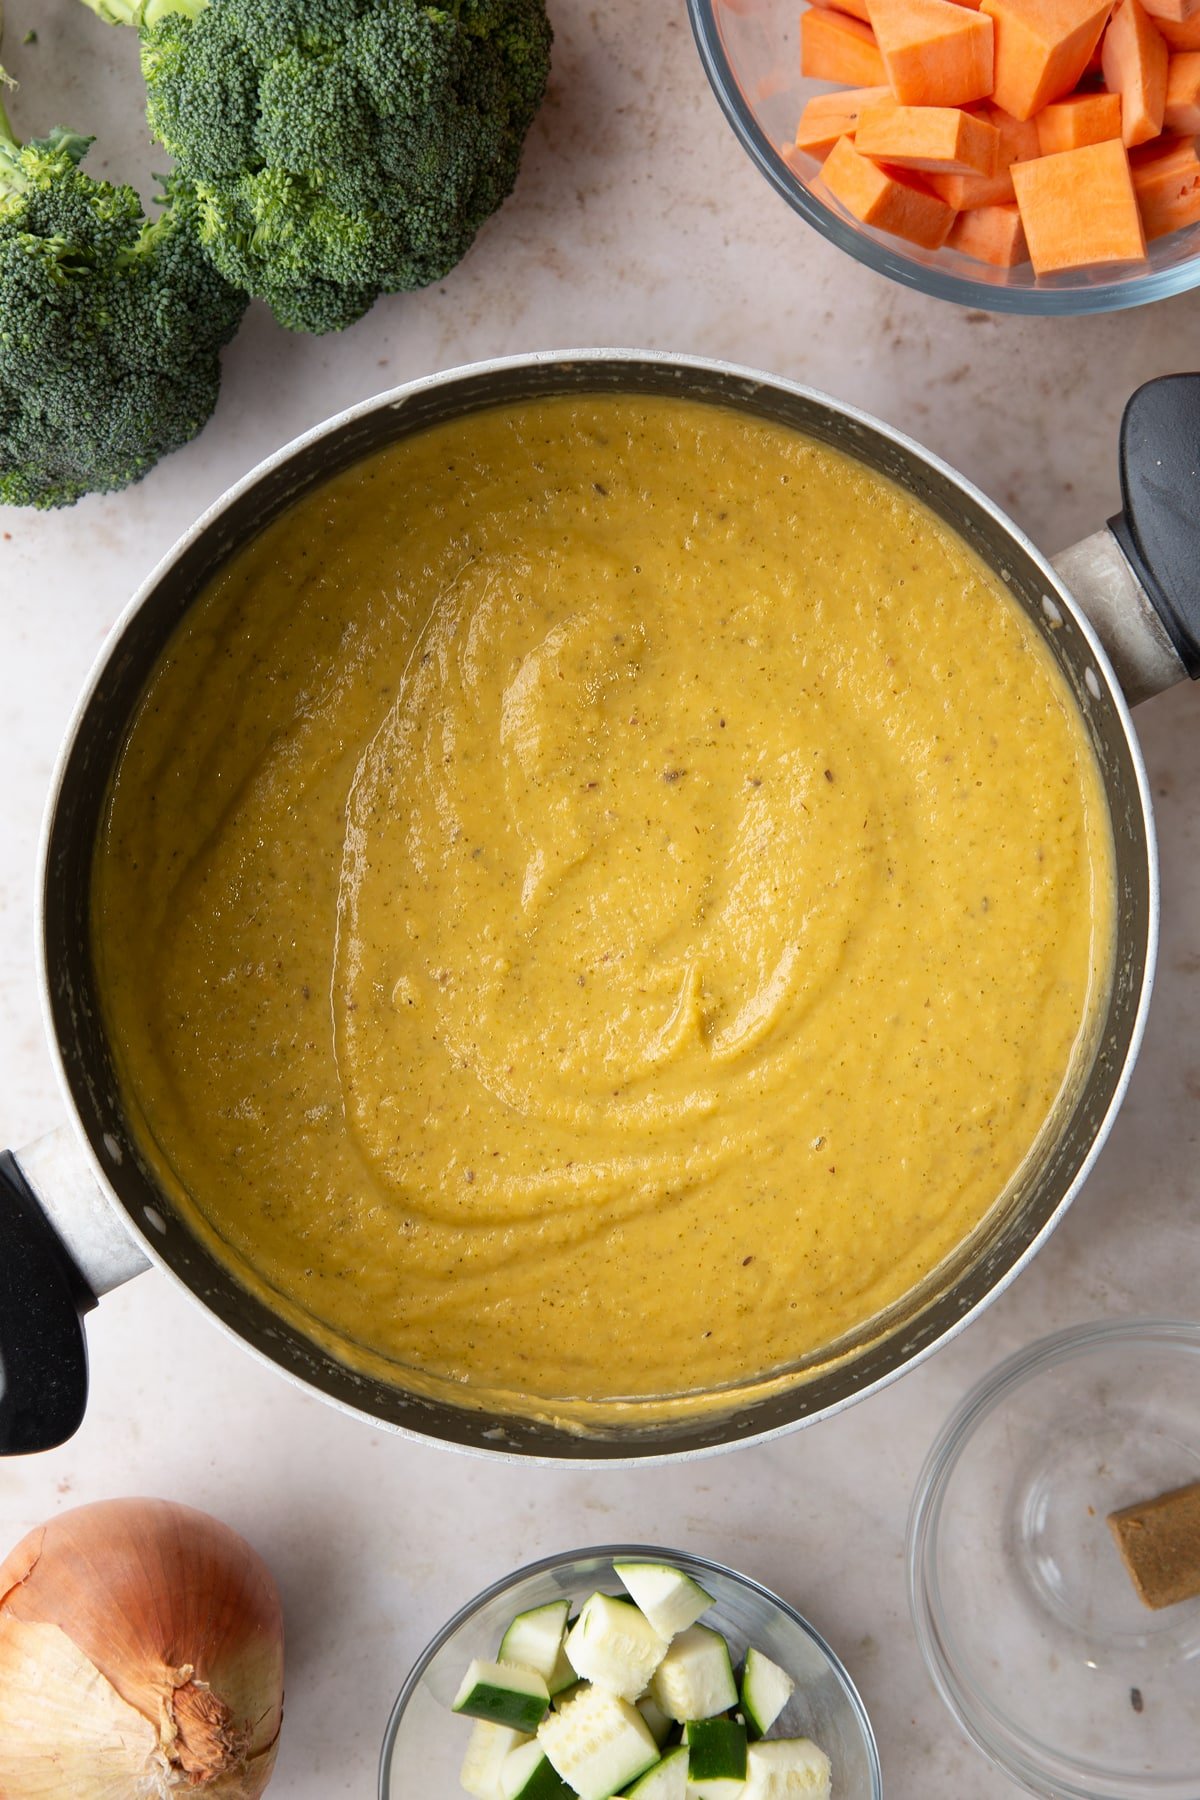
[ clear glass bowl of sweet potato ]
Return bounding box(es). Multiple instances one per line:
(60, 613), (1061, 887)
(688, 0), (1200, 310)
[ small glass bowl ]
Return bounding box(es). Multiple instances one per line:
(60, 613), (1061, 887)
(378, 1543), (882, 1800)
(908, 1319), (1200, 1800)
(687, 0), (1200, 314)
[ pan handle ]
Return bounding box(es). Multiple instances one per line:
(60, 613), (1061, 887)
(1109, 373), (1200, 683)
(0, 1150), (93, 1455)
(0, 1128), (150, 1456)
(1052, 373), (1200, 707)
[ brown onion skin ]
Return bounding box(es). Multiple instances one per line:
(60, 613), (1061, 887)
(0, 1497), (284, 1790)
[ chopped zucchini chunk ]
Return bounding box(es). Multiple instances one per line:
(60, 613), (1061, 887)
(623, 1743), (688, 1800)
(743, 1738), (832, 1799)
(635, 1692), (674, 1747)
(501, 1738), (574, 1800)
(538, 1682), (660, 1800)
(565, 1593), (668, 1701)
(547, 1635), (579, 1699)
(649, 1625), (737, 1722)
(740, 1646), (796, 1740)
(613, 1561), (715, 1638)
(461, 1720), (530, 1799)
(501, 1601), (572, 1684)
(687, 1715), (748, 1798)
(453, 1658), (551, 1733)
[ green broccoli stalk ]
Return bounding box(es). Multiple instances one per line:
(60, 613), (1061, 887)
(0, 78), (247, 508)
(77, 0), (553, 335)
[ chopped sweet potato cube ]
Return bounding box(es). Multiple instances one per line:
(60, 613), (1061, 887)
(855, 97), (1001, 167)
(1156, 9), (1200, 41)
(791, 84), (894, 158)
(926, 101), (1041, 199)
(818, 132), (958, 242)
(801, 7), (889, 81)
(1140, 0), (1200, 25)
(948, 198), (1030, 256)
(866, 0), (995, 102)
(982, 0), (1115, 117)
(1036, 89), (1124, 147)
(1012, 136), (1147, 265)
(1131, 130), (1200, 231)
(809, 0), (875, 22)
(1103, 0), (1169, 143)
(1164, 49), (1200, 125)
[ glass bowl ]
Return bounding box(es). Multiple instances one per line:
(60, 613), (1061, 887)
(687, 0), (1200, 313)
(378, 1543), (882, 1800)
(908, 1319), (1200, 1800)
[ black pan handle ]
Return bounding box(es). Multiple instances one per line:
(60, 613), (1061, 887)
(1109, 373), (1200, 680)
(0, 1150), (95, 1455)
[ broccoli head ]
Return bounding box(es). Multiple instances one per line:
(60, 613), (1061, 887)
(80, 0), (553, 335)
(0, 97), (247, 508)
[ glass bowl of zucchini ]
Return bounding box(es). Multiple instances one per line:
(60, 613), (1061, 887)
(377, 1544), (881, 1800)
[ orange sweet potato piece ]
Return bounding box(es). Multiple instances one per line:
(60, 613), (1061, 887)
(809, 0), (875, 23)
(790, 85), (894, 157)
(801, 8), (889, 81)
(1131, 130), (1200, 231)
(855, 96), (1001, 167)
(948, 199), (1031, 256)
(1012, 136), (1146, 265)
(981, 0), (1114, 117)
(1102, 0), (1169, 142)
(1140, 0), (1200, 25)
(866, 0), (995, 102)
(1164, 49), (1200, 124)
(926, 101), (1041, 199)
(1156, 10), (1200, 41)
(1036, 89), (1124, 146)
(818, 133), (958, 242)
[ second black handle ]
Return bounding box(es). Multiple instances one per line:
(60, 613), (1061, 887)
(0, 1149), (95, 1455)
(1110, 372), (1200, 680)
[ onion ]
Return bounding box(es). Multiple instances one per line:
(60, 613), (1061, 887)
(0, 1497), (284, 1799)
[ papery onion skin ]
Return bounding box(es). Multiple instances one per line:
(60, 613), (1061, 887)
(0, 1497), (284, 1798)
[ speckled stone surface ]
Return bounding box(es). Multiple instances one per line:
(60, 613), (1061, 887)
(2, 4), (1199, 1796)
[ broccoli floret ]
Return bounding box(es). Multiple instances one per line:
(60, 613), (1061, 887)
(0, 90), (247, 508)
(79, 0), (553, 335)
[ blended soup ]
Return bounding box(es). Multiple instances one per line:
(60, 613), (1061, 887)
(93, 394), (1115, 1422)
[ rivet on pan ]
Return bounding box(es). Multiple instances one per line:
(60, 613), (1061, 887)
(143, 1206), (167, 1235)
(1041, 595), (1063, 628)
(1084, 668), (1102, 699)
(102, 1132), (123, 1164)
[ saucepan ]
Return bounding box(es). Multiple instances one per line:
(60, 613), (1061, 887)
(2, 351), (1197, 1464)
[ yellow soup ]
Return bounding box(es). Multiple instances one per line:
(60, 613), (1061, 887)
(93, 394), (1114, 1425)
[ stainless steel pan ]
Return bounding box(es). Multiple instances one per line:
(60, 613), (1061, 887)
(2, 350), (1196, 1463)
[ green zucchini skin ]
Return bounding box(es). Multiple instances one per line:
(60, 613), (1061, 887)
(686, 1717), (748, 1781)
(501, 1740), (575, 1800)
(622, 1745), (688, 1800)
(739, 1646), (796, 1740)
(453, 1658), (551, 1732)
